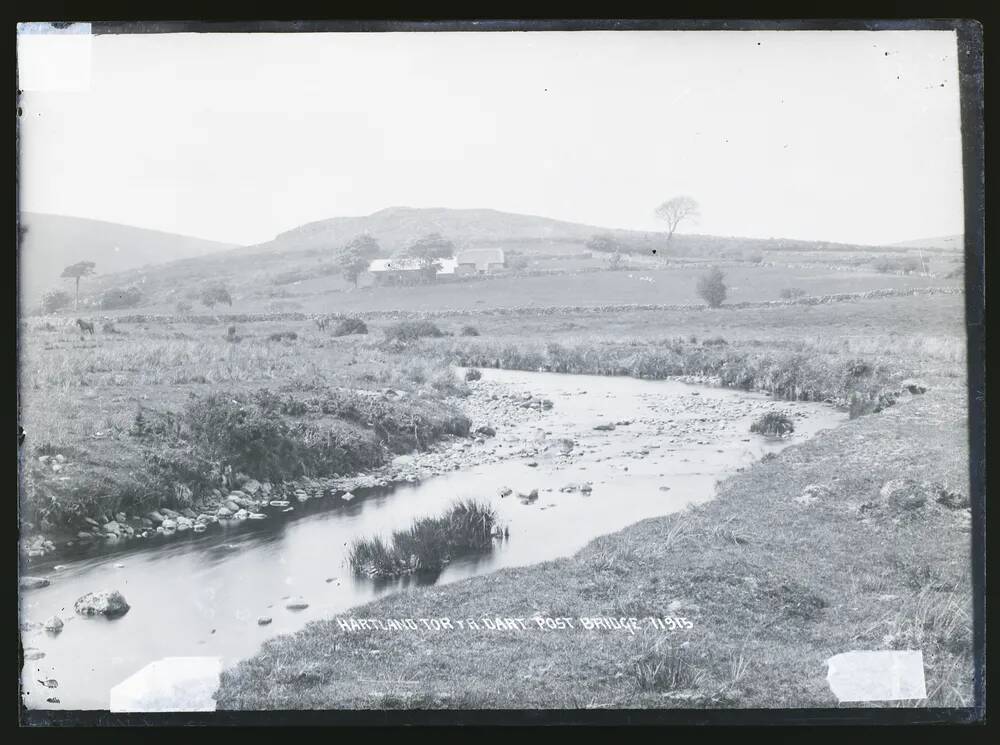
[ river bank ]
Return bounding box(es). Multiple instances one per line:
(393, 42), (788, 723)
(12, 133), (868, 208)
(21, 367), (850, 710)
(215, 381), (973, 710)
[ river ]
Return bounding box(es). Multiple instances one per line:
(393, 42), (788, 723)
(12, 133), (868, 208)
(19, 368), (847, 710)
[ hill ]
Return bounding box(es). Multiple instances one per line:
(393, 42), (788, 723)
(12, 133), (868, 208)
(890, 235), (964, 252)
(18, 212), (237, 306)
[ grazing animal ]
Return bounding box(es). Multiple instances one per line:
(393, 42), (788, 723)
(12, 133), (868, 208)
(315, 317), (329, 331)
(76, 319), (95, 335)
(227, 325), (237, 338)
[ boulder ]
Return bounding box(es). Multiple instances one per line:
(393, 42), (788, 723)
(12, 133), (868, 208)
(19, 576), (50, 590)
(175, 517), (193, 532)
(257, 616), (272, 625)
(225, 501), (240, 513)
(102, 521), (122, 535)
(216, 507), (232, 519)
(74, 590), (130, 618)
(161, 518), (177, 531)
(475, 425), (497, 438)
(115, 512), (127, 523)
(593, 423), (616, 431)
(285, 598), (309, 611)
(193, 523), (207, 533)
(234, 509), (249, 520)
(879, 479), (930, 511)
(147, 511), (166, 525)
(498, 486), (513, 498)
(44, 615), (64, 633)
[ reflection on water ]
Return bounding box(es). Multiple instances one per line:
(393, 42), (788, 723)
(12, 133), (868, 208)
(19, 368), (846, 710)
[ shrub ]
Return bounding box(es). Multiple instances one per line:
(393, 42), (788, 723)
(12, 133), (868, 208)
(333, 317), (368, 336)
(267, 331), (298, 342)
(200, 283), (233, 309)
(750, 411), (795, 437)
(383, 320), (445, 342)
(348, 499), (498, 576)
(465, 368), (482, 381)
(41, 290), (72, 314)
(780, 287), (806, 300)
(696, 267), (727, 308)
(459, 325), (480, 337)
(744, 251), (765, 265)
(100, 286), (143, 310)
(175, 300), (193, 314)
(701, 336), (728, 347)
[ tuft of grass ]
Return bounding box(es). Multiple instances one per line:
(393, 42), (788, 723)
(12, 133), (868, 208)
(383, 320), (445, 343)
(348, 499), (499, 577)
(333, 317), (368, 336)
(749, 411), (795, 437)
(629, 635), (707, 692)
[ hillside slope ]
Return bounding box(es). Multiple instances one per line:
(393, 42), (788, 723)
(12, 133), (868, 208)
(18, 212), (237, 305)
(890, 235), (964, 252)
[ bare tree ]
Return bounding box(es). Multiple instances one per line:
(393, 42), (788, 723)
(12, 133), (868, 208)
(654, 196), (700, 241)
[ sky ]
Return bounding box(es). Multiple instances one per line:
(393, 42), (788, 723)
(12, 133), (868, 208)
(17, 28), (964, 246)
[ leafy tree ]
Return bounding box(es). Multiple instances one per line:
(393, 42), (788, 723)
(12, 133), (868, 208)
(41, 289), (72, 314)
(200, 283), (233, 309)
(60, 261), (96, 310)
(654, 196), (699, 241)
(338, 234), (381, 288)
(696, 266), (727, 308)
(606, 251), (624, 270)
(403, 233), (455, 281)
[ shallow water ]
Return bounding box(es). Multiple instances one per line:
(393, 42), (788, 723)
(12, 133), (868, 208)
(19, 368), (846, 710)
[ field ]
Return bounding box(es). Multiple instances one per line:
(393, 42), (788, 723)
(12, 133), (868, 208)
(79, 260), (962, 317)
(18, 255), (975, 710)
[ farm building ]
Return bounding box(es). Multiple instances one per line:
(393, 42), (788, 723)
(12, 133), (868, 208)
(367, 257), (458, 285)
(455, 248), (506, 275)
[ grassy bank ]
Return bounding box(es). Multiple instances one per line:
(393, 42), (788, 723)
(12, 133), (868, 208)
(215, 385), (972, 709)
(18, 323), (471, 543)
(435, 336), (904, 416)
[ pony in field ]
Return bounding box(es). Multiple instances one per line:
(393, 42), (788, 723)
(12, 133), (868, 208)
(76, 318), (95, 335)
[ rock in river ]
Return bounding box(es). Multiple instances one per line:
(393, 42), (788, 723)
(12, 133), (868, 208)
(20, 576), (50, 590)
(257, 616), (272, 626)
(44, 615), (64, 633)
(285, 598), (309, 611)
(74, 590), (130, 618)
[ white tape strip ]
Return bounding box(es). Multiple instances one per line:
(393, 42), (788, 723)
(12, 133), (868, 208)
(109, 657), (221, 712)
(826, 650), (927, 703)
(17, 23), (93, 92)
